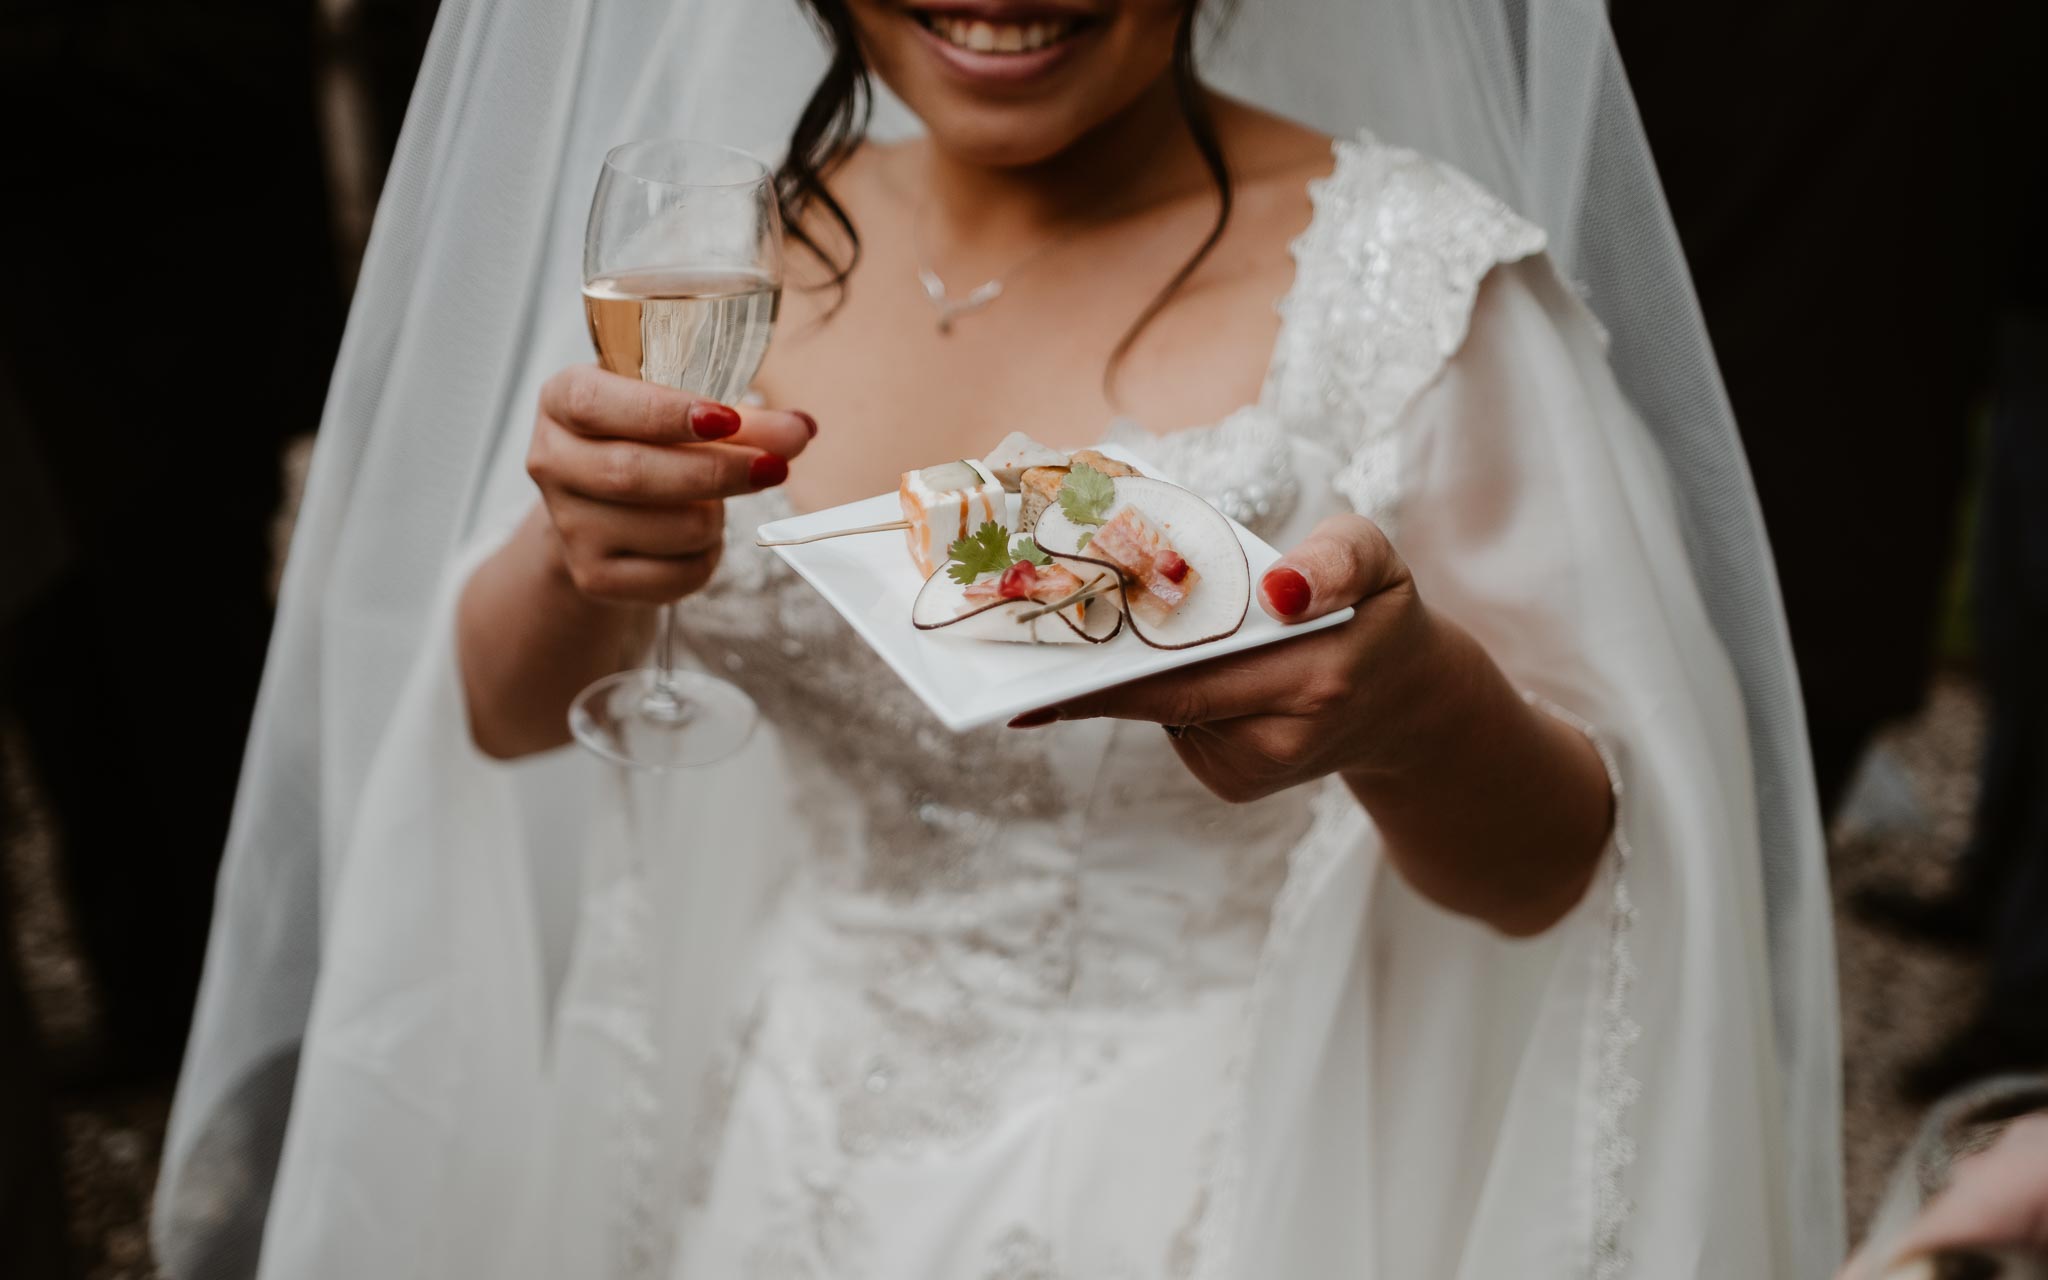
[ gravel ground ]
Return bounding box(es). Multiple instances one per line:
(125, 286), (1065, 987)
(1, 666), (1994, 1275)
(1828, 676), (1991, 1232)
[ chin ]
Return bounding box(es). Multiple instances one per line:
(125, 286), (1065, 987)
(917, 102), (1108, 168)
(850, 0), (1183, 169)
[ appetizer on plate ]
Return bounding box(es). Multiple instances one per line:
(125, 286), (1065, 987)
(1019, 448), (1140, 530)
(911, 521), (1121, 645)
(1032, 463), (1250, 649)
(758, 433), (1249, 650)
(899, 458), (1009, 579)
(980, 430), (1070, 491)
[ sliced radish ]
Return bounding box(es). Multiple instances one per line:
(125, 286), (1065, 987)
(1032, 477), (1249, 649)
(911, 560), (1123, 645)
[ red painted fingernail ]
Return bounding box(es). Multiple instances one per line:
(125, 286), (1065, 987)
(793, 410), (818, 439)
(689, 401), (741, 440)
(1263, 566), (1311, 617)
(748, 453), (788, 488)
(1008, 708), (1058, 729)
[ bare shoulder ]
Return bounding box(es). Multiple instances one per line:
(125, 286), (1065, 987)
(1213, 97), (1338, 192)
(1203, 96), (1338, 258)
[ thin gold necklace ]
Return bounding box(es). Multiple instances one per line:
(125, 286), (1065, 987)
(911, 201), (1092, 334)
(902, 142), (1223, 334)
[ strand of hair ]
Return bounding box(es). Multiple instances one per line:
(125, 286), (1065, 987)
(1102, 6), (1235, 399)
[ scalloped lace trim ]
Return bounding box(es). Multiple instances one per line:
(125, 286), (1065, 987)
(1267, 130), (1547, 535)
(1523, 692), (1640, 1279)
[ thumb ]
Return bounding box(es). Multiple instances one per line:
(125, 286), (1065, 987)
(1258, 513), (1408, 623)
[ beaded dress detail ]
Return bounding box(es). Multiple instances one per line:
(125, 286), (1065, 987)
(658, 131), (1557, 1280)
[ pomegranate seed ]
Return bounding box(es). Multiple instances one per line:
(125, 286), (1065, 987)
(997, 560), (1040, 600)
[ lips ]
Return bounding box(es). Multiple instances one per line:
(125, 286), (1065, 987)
(900, 2), (1101, 74)
(909, 9), (1086, 54)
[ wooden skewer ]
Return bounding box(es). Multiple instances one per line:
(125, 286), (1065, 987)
(755, 519), (910, 548)
(1013, 576), (1119, 622)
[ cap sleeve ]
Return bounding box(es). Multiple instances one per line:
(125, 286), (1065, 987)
(1265, 130), (1547, 535)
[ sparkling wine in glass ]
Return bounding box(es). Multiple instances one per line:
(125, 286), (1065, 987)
(570, 140), (783, 770)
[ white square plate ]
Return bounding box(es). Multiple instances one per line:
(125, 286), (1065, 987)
(753, 444), (1352, 733)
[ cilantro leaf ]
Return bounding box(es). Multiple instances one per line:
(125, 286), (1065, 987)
(1057, 463), (1116, 527)
(1010, 535), (1051, 566)
(945, 521), (1016, 585)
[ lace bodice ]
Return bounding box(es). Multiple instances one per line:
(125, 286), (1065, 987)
(659, 131), (1549, 1280)
(674, 129), (1546, 932)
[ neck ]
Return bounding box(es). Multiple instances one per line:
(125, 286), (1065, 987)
(916, 76), (1214, 261)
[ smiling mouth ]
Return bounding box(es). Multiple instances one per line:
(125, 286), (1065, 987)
(908, 9), (1091, 55)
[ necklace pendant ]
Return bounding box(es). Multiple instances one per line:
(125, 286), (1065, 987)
(918, 265), (1003, 335)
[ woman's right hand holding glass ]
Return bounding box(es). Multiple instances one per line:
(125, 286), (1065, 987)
(457, 364), (812, 759)
(526, 362), (813, 605)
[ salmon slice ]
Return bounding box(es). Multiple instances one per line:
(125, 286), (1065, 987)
(962, 560), (1088, 604)
(1082, 505), (1199, 626)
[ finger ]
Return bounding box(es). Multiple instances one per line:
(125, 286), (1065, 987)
(533, 432), (786, 506)
(551, 494), (726, 558)
(1887, 1115), (2048, 1261)
(728, 407), (818, 461)
(1009, 646), (1314, 729)
(1163, 714), (1307, 804)
(565, 548), (722, 605)
(541, 363), (745, 443)
(1899, 1249), (2048, 1280)
(1026, 626), (1348, 728)
(1258, 513), (1408, 623)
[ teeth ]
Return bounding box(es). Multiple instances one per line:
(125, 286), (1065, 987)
(921, 12), (1074, 54)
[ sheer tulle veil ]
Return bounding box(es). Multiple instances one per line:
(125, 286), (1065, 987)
(157, 0), (1841, 1272)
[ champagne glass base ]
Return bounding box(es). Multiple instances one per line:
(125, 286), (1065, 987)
(569, 668), (757, 770)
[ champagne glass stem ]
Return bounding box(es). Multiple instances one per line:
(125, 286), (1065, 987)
(644, 603), (694, 725)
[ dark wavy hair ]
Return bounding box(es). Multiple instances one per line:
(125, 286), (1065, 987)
(777, 1), (1235, 387)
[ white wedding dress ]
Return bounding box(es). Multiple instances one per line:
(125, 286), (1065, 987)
(210, 132), (1832, 1280)
(155, 2), (1847, 1276)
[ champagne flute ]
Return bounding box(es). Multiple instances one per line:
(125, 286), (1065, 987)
(570, 140), (783, 770)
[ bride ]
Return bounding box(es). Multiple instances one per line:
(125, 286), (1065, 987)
(157, 0), (1843, 1276)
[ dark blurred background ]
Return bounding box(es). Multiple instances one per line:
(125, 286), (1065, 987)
(0, 1), (2040, 1276)
(0, 3), (436, 1276)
